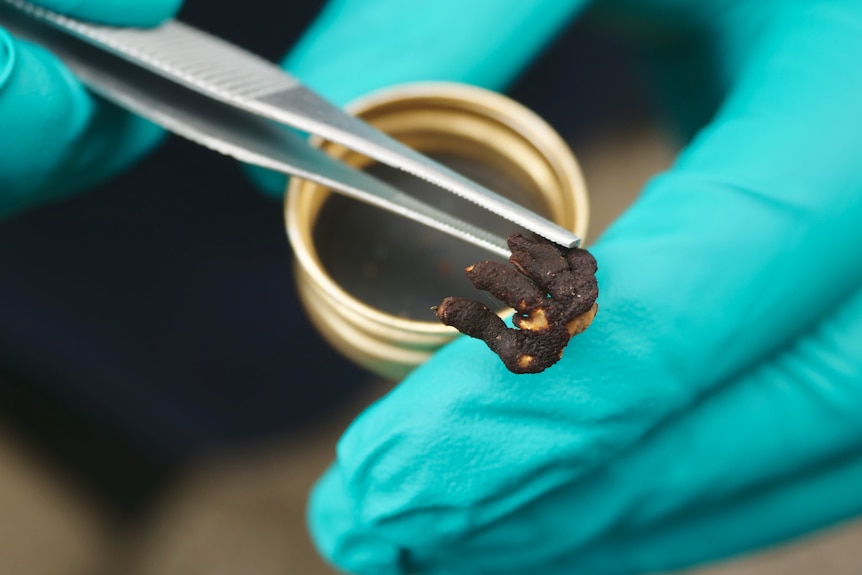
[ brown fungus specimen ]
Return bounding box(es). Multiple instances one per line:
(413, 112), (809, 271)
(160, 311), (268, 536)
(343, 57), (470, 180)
(434, 233), (598, 374)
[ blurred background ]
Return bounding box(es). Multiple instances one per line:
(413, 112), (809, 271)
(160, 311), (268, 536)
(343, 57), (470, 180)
(1, 1), (860, 573)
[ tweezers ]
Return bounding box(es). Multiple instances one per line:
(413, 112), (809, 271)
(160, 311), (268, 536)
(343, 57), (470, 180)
(0, 0), (581, 258)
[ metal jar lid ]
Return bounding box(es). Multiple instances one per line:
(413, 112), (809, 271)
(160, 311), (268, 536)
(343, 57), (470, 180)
(285, 83), (589, 380)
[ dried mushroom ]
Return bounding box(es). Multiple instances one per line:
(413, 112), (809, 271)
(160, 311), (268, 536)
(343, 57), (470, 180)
(434, 233), (598, 374)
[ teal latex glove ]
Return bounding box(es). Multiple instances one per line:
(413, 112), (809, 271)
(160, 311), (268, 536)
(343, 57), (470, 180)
(249, 0), (584, 197)
(0, 0), (182, 217)
(286, 1), (862, 573)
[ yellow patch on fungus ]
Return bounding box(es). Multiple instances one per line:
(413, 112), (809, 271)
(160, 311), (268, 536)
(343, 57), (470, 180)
(519, 308), (549, 332)
(566, 303), (598, 337)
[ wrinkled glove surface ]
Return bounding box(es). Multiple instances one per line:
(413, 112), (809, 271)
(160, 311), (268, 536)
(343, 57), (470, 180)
(281, 1), (862, 573)
(0, 0), (182, 216)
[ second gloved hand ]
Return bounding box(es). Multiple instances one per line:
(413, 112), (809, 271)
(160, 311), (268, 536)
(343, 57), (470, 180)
(0, 0), (182, 217)
(290, 1), (862, 574)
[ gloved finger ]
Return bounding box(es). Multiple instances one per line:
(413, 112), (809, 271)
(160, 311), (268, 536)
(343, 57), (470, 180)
(249, 0), (588, 197)
(568, 285), (862, 574)
(0, 0), (182, 216)
(307, 2), (862, 571)
(32, 0), (181, 26)
(285, 0), (586, 105)
(575, 451), (862, 575)
(310, 280), (862, 575)
(309, 466), (406, 575)
(592, 1), (862, 395)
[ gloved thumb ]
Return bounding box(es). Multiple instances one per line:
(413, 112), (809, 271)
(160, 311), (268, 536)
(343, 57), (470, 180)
(0, 0), (182, 217)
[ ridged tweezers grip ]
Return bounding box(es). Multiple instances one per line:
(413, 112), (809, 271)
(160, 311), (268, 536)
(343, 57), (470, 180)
(2, 0), (297, 102)
(0, 0), (581, 251)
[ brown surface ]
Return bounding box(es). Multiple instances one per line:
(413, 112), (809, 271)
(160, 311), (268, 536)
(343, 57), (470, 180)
(0, 425), (109, 575)
(687, 521), (862, 575)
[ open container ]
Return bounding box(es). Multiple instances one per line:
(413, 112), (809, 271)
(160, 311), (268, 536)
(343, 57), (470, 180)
(285, 83), (589, 380)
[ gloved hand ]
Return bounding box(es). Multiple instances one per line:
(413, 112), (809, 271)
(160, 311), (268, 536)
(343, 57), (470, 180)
(279, 1), (862, 573)
(0, 0), (182, 217)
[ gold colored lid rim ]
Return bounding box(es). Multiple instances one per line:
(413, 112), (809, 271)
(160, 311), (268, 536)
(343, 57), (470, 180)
(284, 81), (590, 348)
